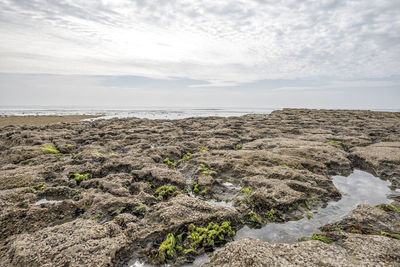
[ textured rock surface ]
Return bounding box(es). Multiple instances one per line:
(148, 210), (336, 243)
(0, 109), (399, 266)
(6, 219), (126, 267)
(209, 235), (400, 267)
(351, 142), (400, 186)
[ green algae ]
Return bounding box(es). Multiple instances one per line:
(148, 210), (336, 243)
(241, 186), (252, 196)
(68, 173), (92, 183)
(299, 234), (332, 244)
(158, 233), (177, 263)
(193, 183), (200, 193)
(155, 221), (235, 264)
(41, 145), (59, 155)
(154, 185), (181, 199)
(266, 209), (275, 221)
(163, 153), (192, 168)
(247, 211), (262, 226)
(200, 187), (209, 196)
(29, 184), (46, 191)
(186, 221), (235, 249)
(380, 231), (400, 240)
(379, 204), (400, 214)
(199, 163), (211, 176)
(311, 234), (332, 244)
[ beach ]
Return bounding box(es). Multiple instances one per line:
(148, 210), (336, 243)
(0, 115), (98, 127)
(0, 109), (399, 266)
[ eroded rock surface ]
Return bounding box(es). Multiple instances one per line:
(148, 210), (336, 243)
(0, 109), (399, 266)
(351, 142), (400, 186)
(209, 235), (400, 267)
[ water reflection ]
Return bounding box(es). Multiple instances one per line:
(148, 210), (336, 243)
(235, 170), (394, 243)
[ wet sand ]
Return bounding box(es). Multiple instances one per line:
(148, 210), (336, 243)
(0, 115), (99, 127)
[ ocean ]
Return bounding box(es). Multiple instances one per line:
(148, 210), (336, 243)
(0, 106), (277, 120)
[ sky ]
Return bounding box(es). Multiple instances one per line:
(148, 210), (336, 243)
(0, 0), (399, 109)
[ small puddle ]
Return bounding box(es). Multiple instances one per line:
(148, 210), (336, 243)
(235, 170), (395, 243)
(206, 199), (235, 208)
(34, 199), (63, 205)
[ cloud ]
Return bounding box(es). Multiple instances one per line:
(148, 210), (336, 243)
(0, 0), (399, 86)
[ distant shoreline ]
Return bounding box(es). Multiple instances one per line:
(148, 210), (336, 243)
(0, 115), (99, 127)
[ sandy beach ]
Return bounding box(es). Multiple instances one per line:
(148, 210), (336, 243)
(0, 109), (399, 266)
(0, 115), (99, 127)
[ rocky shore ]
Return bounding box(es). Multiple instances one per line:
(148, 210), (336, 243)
(0, 109), (399, 266)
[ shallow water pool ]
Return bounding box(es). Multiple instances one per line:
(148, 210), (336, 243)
(234, 169), (395, 243)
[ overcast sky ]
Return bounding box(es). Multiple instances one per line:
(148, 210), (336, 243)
(0, 0), (399, 109)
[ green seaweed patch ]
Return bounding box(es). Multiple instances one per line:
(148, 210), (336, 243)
(235, 143), (243, 150)
(241, 186), (252, 196)
(163, 153), (192, 168)
(29, 184), (46, 191)
(145, 181), (155, 188)
(193, 183), (200, 193)
(266, 209), (275, 221)
(247, 211), (262, 227)
(199, 147), (209, 153)
(163, 158), (177, 168)
(379, 204), (400, 214)
(327, 140), (349, 150)
(154, 185), (181, 199)
(68, 173), (92, 183)
(311, 234), (332, 244)
(154, 221), (235, 264)
(158, 233), (177, 263)
(306, 213), (313, 219)
(299, 234), (332, 244)
(183, 248), (196, 255)
(41, 145), (59, 155)
(327, 140), (341, 146)
(200, 187), (210, 196)
(186, 221), (236, 249)
(199, 163), (211, 176)
(380, 231), (400, 240)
